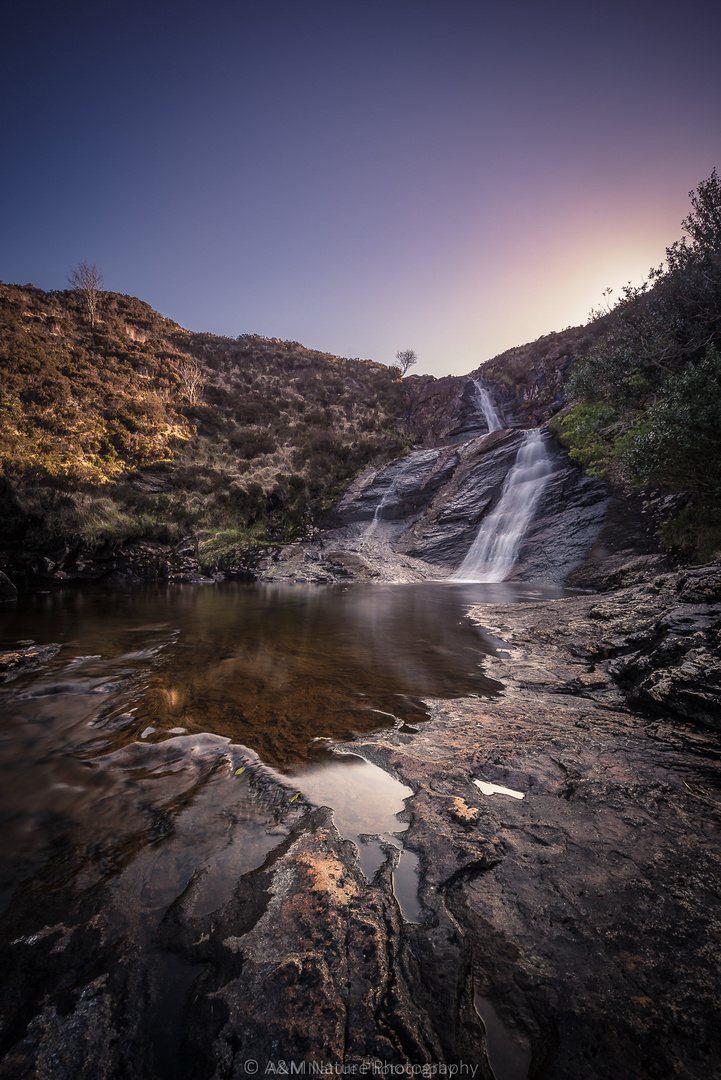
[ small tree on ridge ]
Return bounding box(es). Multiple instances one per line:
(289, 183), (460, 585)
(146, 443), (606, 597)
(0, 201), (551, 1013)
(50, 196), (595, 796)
(67, 261), (104, 328)
(393, 348), (418, 377)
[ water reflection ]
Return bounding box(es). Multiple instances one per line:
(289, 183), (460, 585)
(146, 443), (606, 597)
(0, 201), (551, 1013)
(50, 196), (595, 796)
(1, 582), (501, 771)
(0, 582), (501, 919)
(298, 752), (415, 900)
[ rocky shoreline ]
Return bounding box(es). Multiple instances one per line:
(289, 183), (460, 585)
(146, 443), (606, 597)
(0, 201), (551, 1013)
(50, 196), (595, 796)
(0, 559), (719, 1078)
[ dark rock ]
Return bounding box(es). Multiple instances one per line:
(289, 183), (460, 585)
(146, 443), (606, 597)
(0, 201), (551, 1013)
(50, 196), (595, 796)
(574, 552), (671, 591)
(397, 431), (520, 565)
(444, 379), (510, 443)
(325, 551), (377, 577)
(327, 427), (609, 585)
(349, 579), (721, 1080)
(157, 808), (457, 1071)
(1, 566), (720, 1078)
(404, 374), (468, 446)
(0, 643), (61, 681)
(676, 565), (721, 604)
(609, 597), (721, 729)
(0, 571), (17, 602)
(564, 490), (669, 591)
(509, 439), (609, 584)
(326, 444), (463, 528)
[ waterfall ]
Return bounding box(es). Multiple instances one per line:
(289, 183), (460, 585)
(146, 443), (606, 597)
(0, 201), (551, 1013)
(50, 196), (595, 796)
(451, 429), (554, 582)
(366, 480), (397, 533)
(473, 379), (503, 433)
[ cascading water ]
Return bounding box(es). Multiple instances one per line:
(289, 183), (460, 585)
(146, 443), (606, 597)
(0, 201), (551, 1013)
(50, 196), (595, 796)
(366, 479), (397, 533)
(450, 428), (555, 582)
(474, 379), (503, 433)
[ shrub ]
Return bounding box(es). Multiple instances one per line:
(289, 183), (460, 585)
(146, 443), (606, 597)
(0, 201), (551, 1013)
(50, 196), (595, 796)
(228, 428), (277, 458)
(623, 348), (721, 500)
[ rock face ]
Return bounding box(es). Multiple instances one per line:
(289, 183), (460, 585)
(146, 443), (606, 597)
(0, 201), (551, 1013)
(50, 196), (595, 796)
(405, 376), (517, 448)
(323, 426), (609, 584)
(1, 537), (217, 588)
(0, 571), (17, 602)
(599, 566), (721, 730)
(404, 375), (468, 445)
(394, 432), (521, 566)
(509, 438), (609, 584)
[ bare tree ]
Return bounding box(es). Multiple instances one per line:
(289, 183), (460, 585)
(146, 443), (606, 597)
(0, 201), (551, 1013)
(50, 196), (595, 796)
(67, 261), (104, 327)
(177, 357), (204, 404)
(393, 348), (418, 377)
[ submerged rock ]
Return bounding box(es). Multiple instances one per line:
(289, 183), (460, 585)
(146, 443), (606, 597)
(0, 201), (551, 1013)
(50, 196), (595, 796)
(0, 643), (60, 682)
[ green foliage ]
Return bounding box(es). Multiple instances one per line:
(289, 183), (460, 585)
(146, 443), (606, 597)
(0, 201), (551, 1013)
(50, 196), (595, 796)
(661, 505), (721, 564)
(676, 167), (721, 255)
(553, 400), (650, 480)
(560, 168), (721, 560)
(623, 348), (721, 499)
(197, 528), (266, 572)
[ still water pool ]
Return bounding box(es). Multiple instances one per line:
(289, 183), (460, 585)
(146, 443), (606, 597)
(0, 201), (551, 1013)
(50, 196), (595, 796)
(0, 580), (559, 929)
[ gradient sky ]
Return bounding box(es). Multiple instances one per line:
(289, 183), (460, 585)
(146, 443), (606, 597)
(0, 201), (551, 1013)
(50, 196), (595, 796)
(3, 0), (720, 377)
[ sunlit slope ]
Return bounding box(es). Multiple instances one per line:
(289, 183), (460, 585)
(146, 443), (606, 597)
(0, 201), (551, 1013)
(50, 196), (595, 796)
(0, 284), (412, 553)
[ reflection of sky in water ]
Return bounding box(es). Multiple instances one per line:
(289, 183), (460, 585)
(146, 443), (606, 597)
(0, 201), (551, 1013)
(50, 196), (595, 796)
(296, 752), (420, 917)
(298, 753), (412, 845)
(0, 581), (539, 923)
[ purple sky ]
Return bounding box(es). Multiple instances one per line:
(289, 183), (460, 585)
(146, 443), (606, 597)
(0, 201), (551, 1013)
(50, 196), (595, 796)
(3, 0), (720, 376)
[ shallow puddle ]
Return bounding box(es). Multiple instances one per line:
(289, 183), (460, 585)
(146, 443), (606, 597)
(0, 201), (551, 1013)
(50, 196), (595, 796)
(474, 992), (532, 1080)
(297, 752), (418, 898)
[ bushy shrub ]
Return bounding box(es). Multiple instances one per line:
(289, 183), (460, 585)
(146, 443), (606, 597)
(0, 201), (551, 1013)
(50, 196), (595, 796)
(623, 348), (721, 500)
(560, 169), (721, 559)
(228, 428), (276, 458)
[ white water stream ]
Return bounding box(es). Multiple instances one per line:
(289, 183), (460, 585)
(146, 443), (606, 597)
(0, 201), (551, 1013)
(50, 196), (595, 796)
(366, 479), (397, 534)
(451, 428), (555, 583)
(474, 379), (503, 432)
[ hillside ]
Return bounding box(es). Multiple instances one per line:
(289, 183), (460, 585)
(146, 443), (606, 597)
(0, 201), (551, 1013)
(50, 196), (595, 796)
(0, 284), (414, 577)
(467, 168), (721, 563)
(549, 169), (721, 561)
(473, 317), (612, 424)
(3, 169), (720, 586)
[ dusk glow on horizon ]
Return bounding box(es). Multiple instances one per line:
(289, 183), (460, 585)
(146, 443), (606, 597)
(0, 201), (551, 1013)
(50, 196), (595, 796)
(3, 0), (720, 376)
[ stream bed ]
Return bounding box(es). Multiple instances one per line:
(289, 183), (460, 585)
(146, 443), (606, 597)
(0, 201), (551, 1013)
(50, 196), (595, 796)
(2, 575), (720, 1079)
(0, 580), (568, 936)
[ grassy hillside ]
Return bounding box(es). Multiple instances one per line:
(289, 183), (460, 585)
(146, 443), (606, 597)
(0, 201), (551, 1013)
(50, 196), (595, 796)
(475, 318), (611, 422)
(0, 284), (413, 568)
(549, 170), (721, 562)
(5, 171), (718, 578)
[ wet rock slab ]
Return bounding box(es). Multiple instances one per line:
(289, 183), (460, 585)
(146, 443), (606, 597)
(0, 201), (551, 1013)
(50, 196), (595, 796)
(1, 565), (720, 1079)
(351, 567), (721, 1078)
(313, 427), (609, 586)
